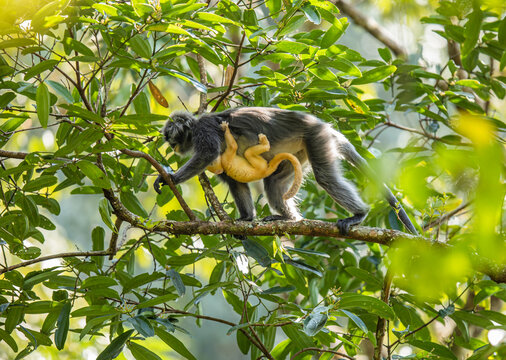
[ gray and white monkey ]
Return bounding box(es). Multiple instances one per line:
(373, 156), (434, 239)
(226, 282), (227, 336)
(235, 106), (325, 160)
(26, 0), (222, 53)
(154, 107), (417, 235)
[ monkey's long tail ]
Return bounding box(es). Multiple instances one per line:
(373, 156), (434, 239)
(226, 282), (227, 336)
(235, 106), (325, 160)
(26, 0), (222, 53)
(340, 141), (419, 235)
(266, 153), (303, 200)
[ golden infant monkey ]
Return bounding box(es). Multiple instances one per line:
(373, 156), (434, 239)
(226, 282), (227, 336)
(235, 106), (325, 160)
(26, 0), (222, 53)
(206, 121), (302, 200)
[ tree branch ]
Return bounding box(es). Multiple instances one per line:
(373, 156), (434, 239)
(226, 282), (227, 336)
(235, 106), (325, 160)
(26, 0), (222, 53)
(0, 250), (111, 275)
(103, 188), (506, 283)
(332, 0), (407, 59)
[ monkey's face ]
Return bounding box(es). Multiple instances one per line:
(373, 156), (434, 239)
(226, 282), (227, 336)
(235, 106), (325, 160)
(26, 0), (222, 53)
(162, 120), (193, 155)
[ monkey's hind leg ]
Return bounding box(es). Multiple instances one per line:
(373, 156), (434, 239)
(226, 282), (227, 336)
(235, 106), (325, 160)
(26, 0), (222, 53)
(220, 122), (238, 165)
(243, 134), (270, 173)
(307, 136), (369, 234)
(263, 162), (301, 221)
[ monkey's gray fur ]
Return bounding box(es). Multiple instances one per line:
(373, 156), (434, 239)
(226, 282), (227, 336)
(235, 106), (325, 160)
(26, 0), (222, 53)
(155, 107), (417, 235)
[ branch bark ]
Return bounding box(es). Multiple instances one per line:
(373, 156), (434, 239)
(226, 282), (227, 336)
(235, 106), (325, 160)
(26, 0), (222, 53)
(332, 0), (408, 59)
(103, 189), (506, 283)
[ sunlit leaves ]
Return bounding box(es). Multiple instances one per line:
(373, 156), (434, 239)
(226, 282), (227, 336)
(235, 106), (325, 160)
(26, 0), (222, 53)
(351, 65), (397, 85)
(35, 82), (50, 128)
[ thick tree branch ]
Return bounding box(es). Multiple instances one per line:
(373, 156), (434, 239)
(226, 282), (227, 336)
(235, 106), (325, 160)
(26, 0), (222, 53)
(103, 190), (506, 283)
(332, 0), (408, 59)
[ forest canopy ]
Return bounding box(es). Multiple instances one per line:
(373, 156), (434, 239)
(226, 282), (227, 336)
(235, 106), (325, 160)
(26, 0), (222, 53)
(0, 0), (505, 359)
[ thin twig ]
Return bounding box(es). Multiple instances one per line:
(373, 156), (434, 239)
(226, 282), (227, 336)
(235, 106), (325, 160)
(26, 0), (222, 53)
(0, 250), (111, 275)
(290, 347), (355, 360)
(211, 32), (247, 112)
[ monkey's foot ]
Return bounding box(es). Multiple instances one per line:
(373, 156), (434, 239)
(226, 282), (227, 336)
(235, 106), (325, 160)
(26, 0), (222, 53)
(336, 213), (367, 235)
(220, 121), (229, 130)
(258, 133), (268, 145)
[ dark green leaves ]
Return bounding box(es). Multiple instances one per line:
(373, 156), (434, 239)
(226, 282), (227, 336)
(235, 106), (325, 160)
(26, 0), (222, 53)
(154, 328), (197, 360)
(78, 161), (111, 189)
(55, 302), (71, 350)
(23, 175), (58, 192)
(96, 329), (134, 360)
(36, 82), (50, 128)
(339, 293), (395, 320)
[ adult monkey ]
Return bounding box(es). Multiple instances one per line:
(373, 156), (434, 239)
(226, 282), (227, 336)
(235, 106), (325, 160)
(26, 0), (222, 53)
(155, 108), (418, 235)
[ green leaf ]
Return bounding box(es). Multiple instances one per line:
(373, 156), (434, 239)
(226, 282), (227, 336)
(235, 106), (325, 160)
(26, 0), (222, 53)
(24, 60), (58, 80)
(64, 37), (95, 57)
(120, 190), (148, 217)
(462, 9), (483, 56)
(301, 4), (321, 25)
(60, 104), (105, 124)
(92, 3), (119, 16)
(128, 315), (154, 338)
(135, 294), (179, 309)
(196, 12), (240, 26)
(47, 80), (74, 103)
(351, 65), (397, 85)
(99, 198), (116, 231)
(340, 309), (369, 334)
(265, 0), (281, 15)
(338, 293), (395, 320)
(92, 226), (105, 268)
(129, 35), (152, 59)
(78, 161), (111, 189)
(285, 247), (330, 258)
(23, 175), (58, 192)
(160, 68), (207, 93)
(36, 82), (50, 128)
(167, 269), (185, 296)
(55, 301), (71, 350)
(123, 272), (164, 293)
(96, 329), (134, 360)
(128, 342), (162, 360)
(345, 267), (382, 288)
(23, 269), (63, 290)
(155, 328), (197, 360)
(409, 340), (457, 360)
(262, 286), (296, 294)
(0, 38), (36, 49)
(284, 258), (322, 277)
(18, 195), (40, 227)
(282, 324), (314, 350)
(331, 57), (362, 77)
(276, 40), (308, 54)
(242, 238), (271, 267)
(303, 312), (327, 336)
(0, 92), (16, 108)
(81, 276), (118, 288)
(0, 328), (18, 352)
(166, 253), (200, 267)
(321, 24), (343, 48)
(5, 305), (24, 333)
(499, 16), (506, 48)
(132, 0), (153, 18)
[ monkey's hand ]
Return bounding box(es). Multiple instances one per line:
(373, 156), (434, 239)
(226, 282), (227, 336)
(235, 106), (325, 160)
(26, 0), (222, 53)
(220, 121), (229, 131)
(154, 166), (175, 194)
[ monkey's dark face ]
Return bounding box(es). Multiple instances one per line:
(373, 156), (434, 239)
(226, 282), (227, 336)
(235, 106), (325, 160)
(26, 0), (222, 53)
(162, 114), (195, 154)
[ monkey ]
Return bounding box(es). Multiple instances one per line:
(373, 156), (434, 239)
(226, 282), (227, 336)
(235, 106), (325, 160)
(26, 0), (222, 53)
(205, 121), (302, 200)
(154, 108), (418, 235)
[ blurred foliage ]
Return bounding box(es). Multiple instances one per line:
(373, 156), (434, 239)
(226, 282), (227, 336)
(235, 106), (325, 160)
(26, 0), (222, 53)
(0, 0), (504, 359)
